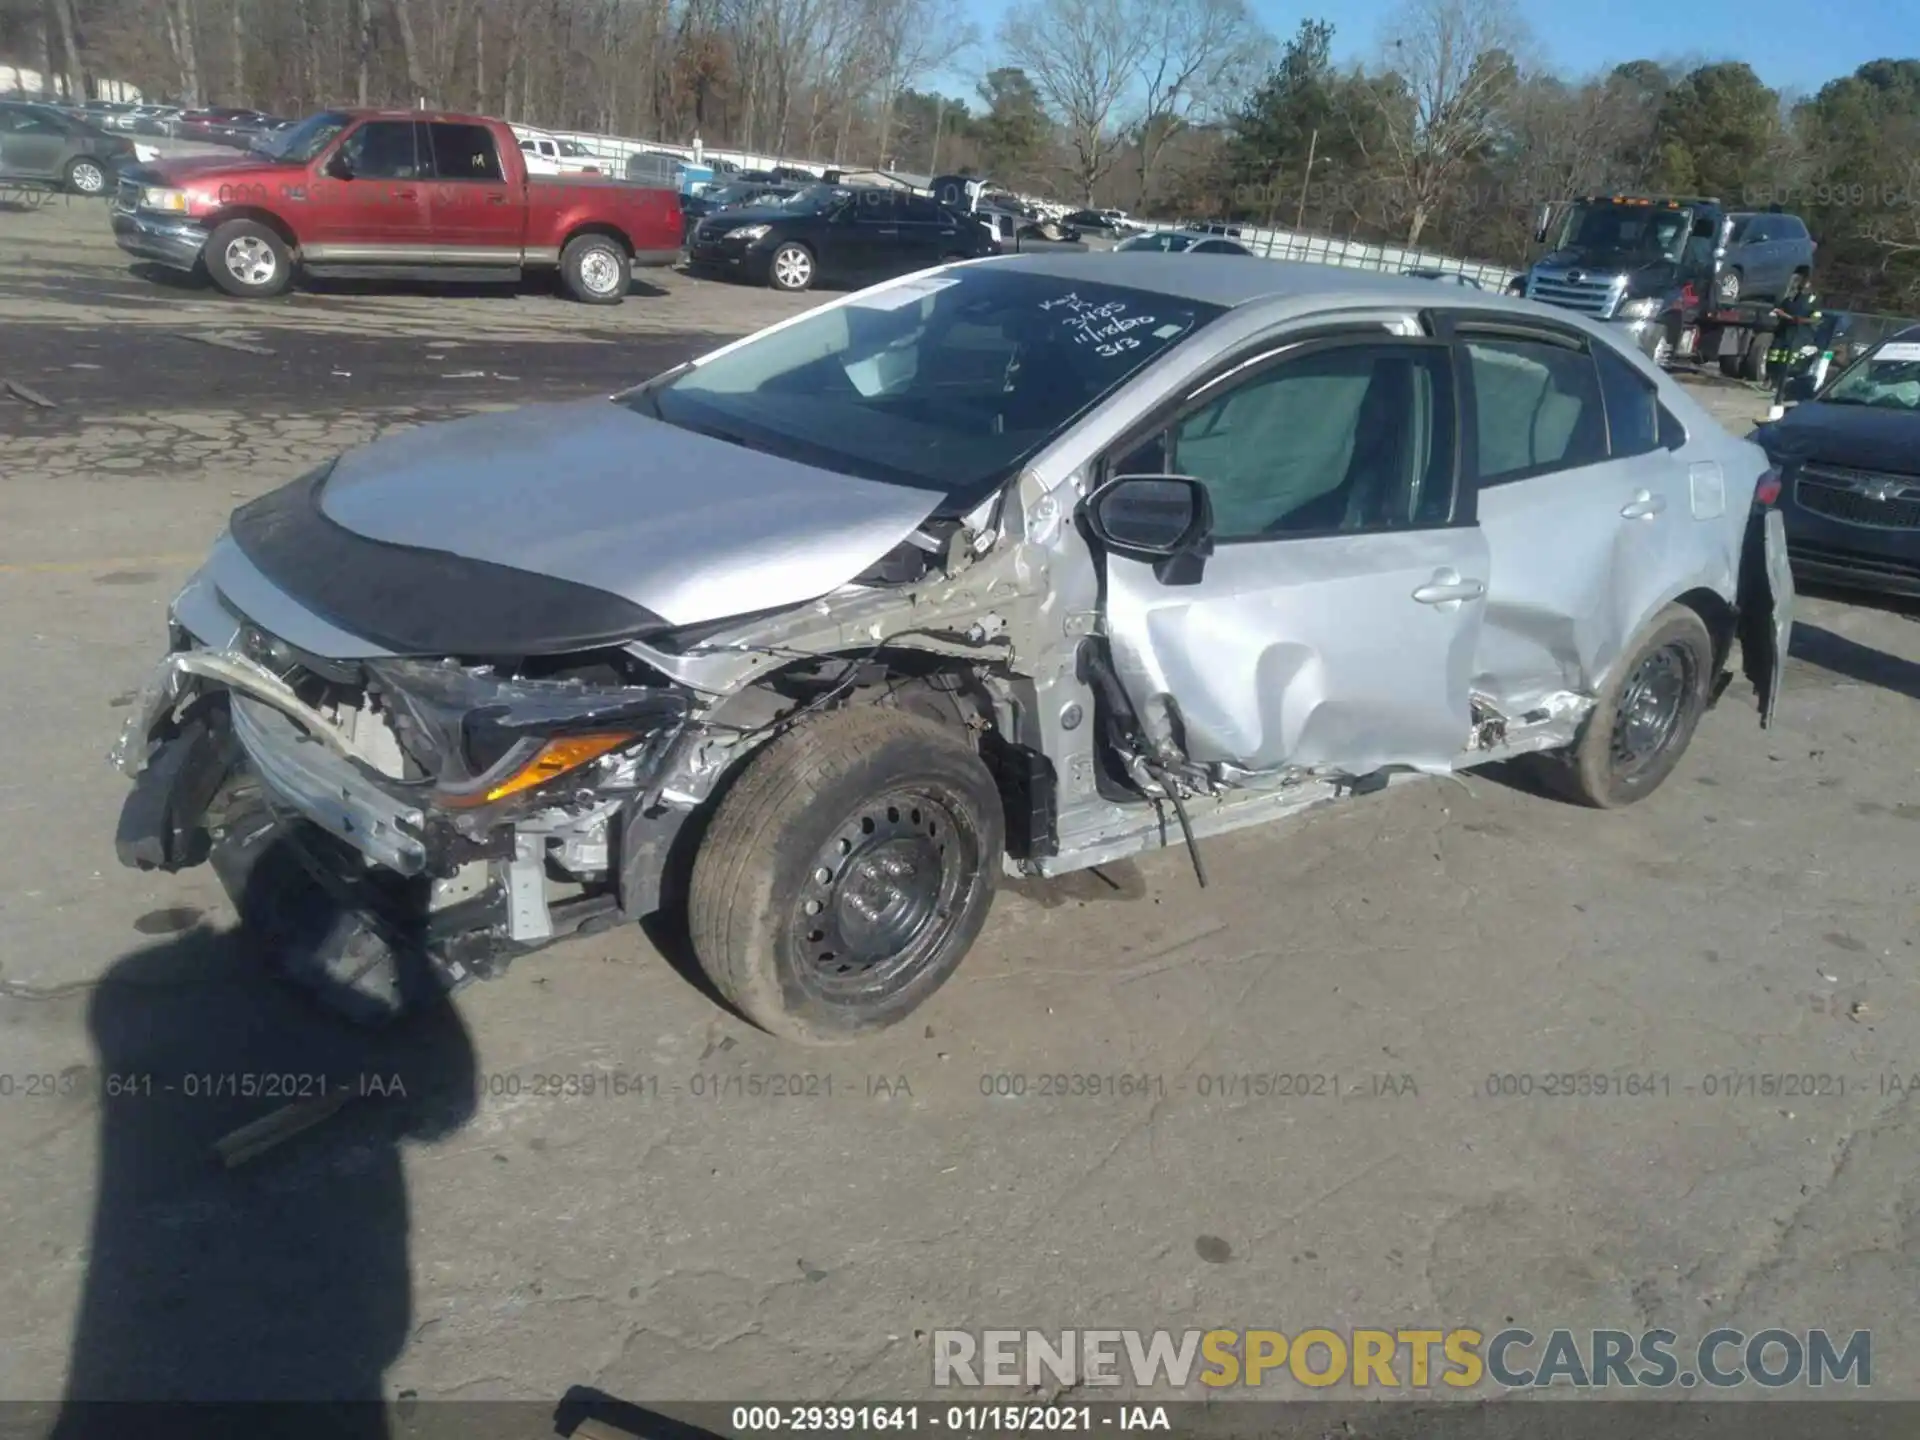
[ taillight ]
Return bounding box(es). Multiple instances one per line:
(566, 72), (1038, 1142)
(1754, 466), (1783, 506)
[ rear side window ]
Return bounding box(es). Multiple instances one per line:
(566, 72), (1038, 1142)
(1778, 215), (1808, 239)
(1594, 343), (1659, 458)
(1463, 337), (1608, 482)
(428, 122), (503, 182)
(900, 195), (942, 223)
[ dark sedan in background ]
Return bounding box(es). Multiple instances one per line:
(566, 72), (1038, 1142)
(0, 100), (139, 194)
(678, 179), (799, 241)
(1754, 326), (1920, 598)
(685, 183), (994, 291)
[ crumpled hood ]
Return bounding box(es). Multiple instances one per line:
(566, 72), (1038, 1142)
(315, 398), (942, 629)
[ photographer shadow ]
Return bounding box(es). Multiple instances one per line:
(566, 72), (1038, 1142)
(49, 849), (479, 1440)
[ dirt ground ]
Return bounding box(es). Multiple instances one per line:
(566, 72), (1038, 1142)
(3, 196), (1919, 1420)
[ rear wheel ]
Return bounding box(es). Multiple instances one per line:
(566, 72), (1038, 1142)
(687, 707), (1003, 1043)
(205, 218), (292, 298)
(65, 156), (108, 195)
(1538, 606), (1716, 809)
(560, 232), (630, 304)
(767, 241), (815, 292)
(1716, 267), (1743, 304)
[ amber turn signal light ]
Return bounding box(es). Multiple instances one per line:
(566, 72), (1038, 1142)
(441, 732), (637, 808)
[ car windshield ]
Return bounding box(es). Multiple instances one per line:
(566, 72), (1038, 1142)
(1555, 203), (1690, 261)
(257, 110), (349, 161)
(1819, 343), (1920, 410)
(781, 183), (852, 215)
(625, 268), (1224, 509)
(705, 182), (764, 207)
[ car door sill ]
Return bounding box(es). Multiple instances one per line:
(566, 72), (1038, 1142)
(1024, 691), (1595, 881)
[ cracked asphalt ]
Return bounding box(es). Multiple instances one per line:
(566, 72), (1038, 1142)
(3, 198), (1919, 1420)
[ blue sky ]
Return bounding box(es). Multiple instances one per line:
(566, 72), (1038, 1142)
(934, 0), (1912, 104)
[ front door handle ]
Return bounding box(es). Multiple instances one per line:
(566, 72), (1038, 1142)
(1621, 489), (1666, 519)
(1411, 568), (1487, 608)
(392, 189), (418, 200)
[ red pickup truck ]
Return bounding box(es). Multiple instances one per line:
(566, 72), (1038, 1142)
(111, 110), (682, 305)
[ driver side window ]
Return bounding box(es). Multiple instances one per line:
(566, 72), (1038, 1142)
(1115, 342), (1457, 540)
(340, 120), (422, 179)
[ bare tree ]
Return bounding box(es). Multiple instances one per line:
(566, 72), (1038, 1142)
(1129, 0), (1265, 208)
(999, 0), (1146, 201)
(49, 0), (83, 95)
(163, 0), (200, 103)
(1372, 0), (1527, 243)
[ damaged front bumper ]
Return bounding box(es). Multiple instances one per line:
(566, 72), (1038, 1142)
(112, 633), (696, 1013)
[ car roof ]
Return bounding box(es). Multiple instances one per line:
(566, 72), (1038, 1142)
(988, 251), (1540, 311)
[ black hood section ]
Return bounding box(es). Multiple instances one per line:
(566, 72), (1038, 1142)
(1756, 404), (1920, 477)
(228, 468), (672, 658)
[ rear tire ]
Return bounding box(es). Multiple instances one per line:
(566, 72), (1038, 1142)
(205, 218), (292, 298)
(560, 232), (630, 305)
(65, 156), (108, 195)
(1738, 329), (1768, 382)
(687, 707), (1003, 1044)
(1539, 606), (1716, 809)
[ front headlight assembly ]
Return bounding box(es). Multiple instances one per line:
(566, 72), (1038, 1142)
(141, 186), (191, 213)
(726, 224), (770, 242)
(1616, 296), (1660, 321)
(366, 659), (691, 815)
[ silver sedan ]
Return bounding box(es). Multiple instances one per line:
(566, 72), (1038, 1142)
(111, 254), (1793, 1042)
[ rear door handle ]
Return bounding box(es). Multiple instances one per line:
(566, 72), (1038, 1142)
(1411, 568), (1486, 607)
(393, 189), (418, 200)
(1621, 489), (1666, 519)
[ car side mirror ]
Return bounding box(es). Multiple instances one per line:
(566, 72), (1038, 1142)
(1533, 203), (1552, 245)
(1081, 475), (1214, 585)
(324, 150), (353, 180)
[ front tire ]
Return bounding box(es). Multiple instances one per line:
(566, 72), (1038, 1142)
(687, 707), (1003, 1044)
(1542, 605), (1716, 809)
(767, 241), (815, 292)
(560, 233), (630, 304)
(205, 218), (292, 298)
(65, 156), (108, 195)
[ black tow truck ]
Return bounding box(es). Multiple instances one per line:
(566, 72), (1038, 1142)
(1516, 193), (1792, 379)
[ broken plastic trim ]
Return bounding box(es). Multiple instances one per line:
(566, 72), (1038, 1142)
(364, 658), (692, 800)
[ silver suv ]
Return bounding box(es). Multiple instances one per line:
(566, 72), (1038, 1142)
(111, 256), (1793, 1042)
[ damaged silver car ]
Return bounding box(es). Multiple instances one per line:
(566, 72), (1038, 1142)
(112, 255), (1794, 1041)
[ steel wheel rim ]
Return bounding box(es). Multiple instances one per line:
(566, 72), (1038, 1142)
(579, 247), (621, 294)
(790, 787), (981, 1002)
(224, 235), (277, 286)
(773, 247), (810, 288)
(1610, 643), (1693, 776)
(71, 161), (105, 193)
